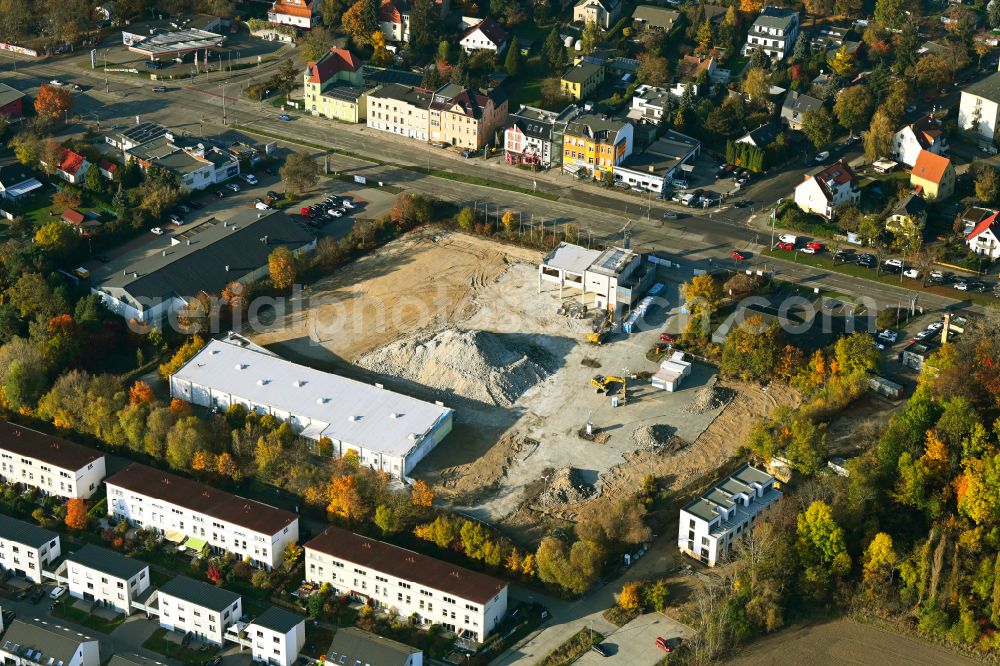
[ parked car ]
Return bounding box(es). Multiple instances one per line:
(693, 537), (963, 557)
(215, 190), (225, 198)
(929, 269), (944, 279)
(878, 330), (899, 343)
(341, 200), (355, 209)
(902, 268), (920, 279)
(48, 79), (64, 86)
(656, 637), (682, 653)
(277, 114), (292, 121)
(460, 149), (476, 158)
(800, 246), (817, 254)
(778, 233), (798, 245)
(50, 586), (66, 600)
(733, 199), (750, 208)
(328, 209), (344, 217)
(226, 183), (241, 192)
(431, 141), (447, 148)
(243, 174), (258, 185)
(27, 587), (43, 604)
(953, 281), (969, 291)
(267, 191), (280, 200)
(857, 254), (876, 267)
(151, 227), (164, 235)
(659, 333), (676, 343)
(884, 258), (904, 269)
(731, 250), (747, 260)
(776, 242), (795, 251)
(662, 210), (678, 219)
(187, 200), (203, 209)
(815, 151), (830, 162)
(152, 86), (167, 92)
(168, 214), (183, 225)
(806, 241), (822, 252)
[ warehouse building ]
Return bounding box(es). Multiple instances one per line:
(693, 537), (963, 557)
(169, 334), (454, 478)
(539, 244), (653, 313)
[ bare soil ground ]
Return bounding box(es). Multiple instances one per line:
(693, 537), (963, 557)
(253, 229), (541, 362)
(723, 618), (979, 666)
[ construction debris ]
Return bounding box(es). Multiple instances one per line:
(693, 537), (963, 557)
(686, 379), (735, 414)
(358, 328), (556, 407)
(538, 467), (595, 506)
(632, 425), (685, 452)
(558, 301), (589, 319)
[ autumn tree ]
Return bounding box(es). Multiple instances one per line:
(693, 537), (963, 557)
(35, 84), (73, 120)
(828, 45), (856, 77)
(216, 452), (241, 480)
(129, 380), (155, 405)
(411, 479), (435, 507)
(342, 0), (378, 45)
(874, 0), (907, 30)
(34, 221), (78, 256)
(374, 504), (401, 534)
(721, 316), (784, 382)
(863, 109), (894, 160)
(9, 132), (40, 165)
(796, 500), (851, 600)
(501, 210), (516, 236)
(536, 537), (602, 594)
(833, 85), (873, 132)
(801, 107), (835, 150)
(65, 498), (88, 530)
(166, 416), (212, 469)
(804, 0), (834, 16)
(619, 582), (641, 613)
(742, 67), (770, 105)
(975, 165), (999, 205)
(159, 335), (206, 379)
(298, 26), (336, 62)
(581, 20), (600, 53)
(328, 474), (367, 521)
(280, 151), (321, 194)
(681, 274), (721, 341)
(268, 246), (297, 291)
(637, 53), (669, 87)
(414, 515), (461, 549)
(191, 450), (216, 472)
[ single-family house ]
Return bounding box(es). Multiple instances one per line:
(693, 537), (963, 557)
(631, 5), (680, 32)
(892, 116), (948, 167)
(45, 148), (90, 185)
(379, 0), (411, 43)
(736, 123), (781, 149)
(781, 90), (823, 131)
(574, 0), (622, 30)
(885, 192), (927, 241)
(268, 0), (318, 28)
(65, 544), (150, 615)
(0, 514), (61, 584)
(560, 61), (605, 100)
(244, 607), (306, 666)
(460, 18), (507, 54)
(910, 150), (955, 201)
(793, 159), (860, 219)
(156, 575), (243, 646)
(966, 211), (1000, 259)
(97, 159), (118, 180)
(324, 628), (423, 666)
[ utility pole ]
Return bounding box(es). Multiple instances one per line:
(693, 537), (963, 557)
(222, 80), (227, 125)
(104, 51), (108, 93)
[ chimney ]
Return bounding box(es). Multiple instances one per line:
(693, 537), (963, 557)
(162, 250), (167, 256)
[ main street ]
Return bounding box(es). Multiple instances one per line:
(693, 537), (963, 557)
(0, 47), (978, 315)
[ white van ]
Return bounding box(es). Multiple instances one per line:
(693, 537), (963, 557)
(778, 233), (798, 245)
(681, 193), (696, 206)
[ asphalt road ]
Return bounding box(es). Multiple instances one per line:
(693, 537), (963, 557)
(0, 45), (986, 315)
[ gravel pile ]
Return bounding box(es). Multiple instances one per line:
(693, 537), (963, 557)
(632, 425), (684, 452)
(686, 383), (735, 414)
(357, 328), (556, 407)
(538, 467), (595, 506)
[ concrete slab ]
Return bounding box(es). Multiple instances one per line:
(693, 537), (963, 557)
(577, 612), (694, 665)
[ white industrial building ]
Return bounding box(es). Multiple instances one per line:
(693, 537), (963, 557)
(305, 526), (508, 643)
(539, 244), (654, 313)
(65, 544), (151, 615)
(169, 334), (454, 479)
(105, 462), (299, 570)
(156, 575), (243, 646)
(0, 619), (100, 666)
(0, 421), (106, 499)
(0, 515), (60, 584)
(677, 465), (781, 566)
(651, 351), (691, 392)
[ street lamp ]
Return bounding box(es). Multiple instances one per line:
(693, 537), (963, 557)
(221, 81), (227, 125)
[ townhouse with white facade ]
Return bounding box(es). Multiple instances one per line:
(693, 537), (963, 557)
(504, 104), (578, 167)
(105, 463), (300, 570)
(743, 7), (799, 61)
(156, 575), (243, 646)
(892, 116), (948, 167)
(65, 544), (150, 615)
(268, 0), (318, 28)
(0, 421), (106, 499)
(325, 628), (423, 666)
(367, 83), (434, 141)
(305, 526), (508, 643)
(459, 18), (507, 54)
(0, 619), (100, 666)
(244, 607), (306, 666)
(959, 66), (1000, 145)
(0, 515), (60, 584)
(678, 464), (781, 566)
(967, 211), (1000, 259)
(169, 335), (454, 479)
(793, 159), (860, 219)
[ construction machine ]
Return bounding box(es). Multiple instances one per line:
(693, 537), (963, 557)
(586, 307), (614, 345)
(591, 374), (627, 402)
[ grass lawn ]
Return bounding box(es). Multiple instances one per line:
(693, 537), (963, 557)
(52, 601), (127, 633)
(303, 624), (334, 659)
(143, 627), (219, 664)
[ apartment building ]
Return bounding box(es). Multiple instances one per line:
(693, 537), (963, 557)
(793, 159), (860, 219)
(105, 463), (299, 570)
(325, 628), (422, 666)
(959, 66), (1000, 145)
(743, 7), (799, 61)
(429, 84), (508, 149)
(562, 113), (634, 180)
(367, 83), (433, 141)
(573, 0), (622, 30)
(560, 62), (605, 101)
(305, 526), (508, 643)
(157, 575), (243, 646)
(504, 104), (578, 167)
(245, 607), (306, 666)
(0, 421), (106, 499)
(0, 620), (100, 666)
(0, 515), (60, 584)
(304, 48), (367, 123)
(66, 544), (150, 615)
(677, 465), (781, 566)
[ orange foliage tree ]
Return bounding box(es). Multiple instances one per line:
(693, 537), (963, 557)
(35, 84), (73, 119)
(169, 398), (192, 417)
(65, 498), (88, 530)
(192, 450), (216, 472)
(216, 452), (240, 480)
(327, 475), (366, 521)
(129, 380), (155, 405)
(411, 479), (435, 507)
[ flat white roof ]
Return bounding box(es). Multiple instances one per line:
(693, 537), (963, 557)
(543, 242), (601, 275)
(173, 339), (453, 458)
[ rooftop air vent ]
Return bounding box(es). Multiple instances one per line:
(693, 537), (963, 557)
(389, 413), (401, 419)
(257, 379), (270, 386)
(349, 415), (362, 422)
(235, 363), (248, 370)
(293, 380), (305, 387)
(316, 397), (330, 404)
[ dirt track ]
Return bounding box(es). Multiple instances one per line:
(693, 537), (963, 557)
(724, 618), (979, 666)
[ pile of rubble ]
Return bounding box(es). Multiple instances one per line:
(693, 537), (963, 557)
(632, 425), (685, 453)
(686, 379), (735, 414)
(538, 467), (595, 506)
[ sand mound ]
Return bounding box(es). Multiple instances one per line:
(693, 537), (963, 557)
(357, 328), (556, 407)
(538, 467), (595, 506)
(686, 381), (735, 414)
(632, 425), (686, 453)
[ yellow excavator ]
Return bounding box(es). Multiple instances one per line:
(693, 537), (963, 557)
(586, 307), (614, 345)
(591, 374), (627, 402)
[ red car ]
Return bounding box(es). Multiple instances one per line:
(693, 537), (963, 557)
(659, 333), (675, 343)
(656, 637), (682, 653)
(806, 241), (822, 251)
(731, 250), (747, 260)
(776, 242), (795, 251)
(300, 207), (310, 216)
